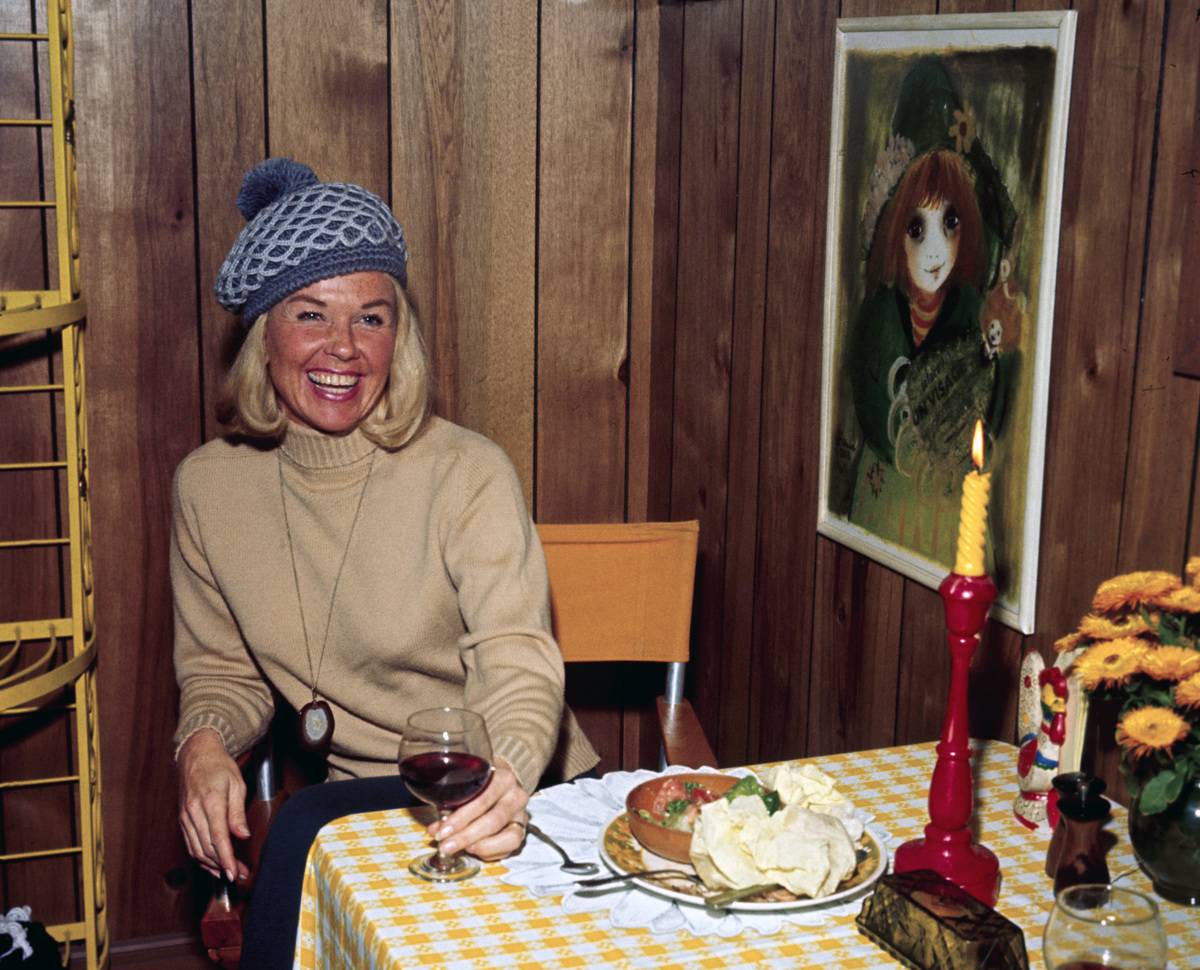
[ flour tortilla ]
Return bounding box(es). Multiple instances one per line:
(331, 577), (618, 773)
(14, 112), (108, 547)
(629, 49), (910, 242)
(689, 793), (858, 897)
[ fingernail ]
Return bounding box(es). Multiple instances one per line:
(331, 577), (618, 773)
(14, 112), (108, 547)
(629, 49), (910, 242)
(225, 868), (235, 882)
(438, 824), (453, 839)
(442, 841), (457, 853)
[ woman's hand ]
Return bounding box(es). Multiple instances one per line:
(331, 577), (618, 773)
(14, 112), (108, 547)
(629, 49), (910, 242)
(427, 761), (529, 862)
(177, 728), (250, 883)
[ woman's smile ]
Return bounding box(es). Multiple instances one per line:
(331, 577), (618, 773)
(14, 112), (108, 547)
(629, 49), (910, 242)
(307, 369), (362, 394)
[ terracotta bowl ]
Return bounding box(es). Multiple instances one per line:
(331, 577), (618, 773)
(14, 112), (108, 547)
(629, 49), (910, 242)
(625, 772), (738, 864)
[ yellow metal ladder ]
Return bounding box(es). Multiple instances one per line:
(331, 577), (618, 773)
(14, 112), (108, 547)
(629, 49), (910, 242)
(0, 0), (108, 966)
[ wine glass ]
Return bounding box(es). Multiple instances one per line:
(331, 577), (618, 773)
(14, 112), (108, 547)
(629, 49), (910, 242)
(1043, 884), (1168, 970)
(398, 707), (493, 881)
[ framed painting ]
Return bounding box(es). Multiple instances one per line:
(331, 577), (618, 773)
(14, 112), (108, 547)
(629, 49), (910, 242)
(817, 12), (1077, 633)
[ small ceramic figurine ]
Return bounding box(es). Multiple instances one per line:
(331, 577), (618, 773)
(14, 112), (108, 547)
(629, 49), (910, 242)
(1015, 652), (1070, 831)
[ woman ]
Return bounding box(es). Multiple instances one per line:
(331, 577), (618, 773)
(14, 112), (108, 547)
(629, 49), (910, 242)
(172, 158), (598, 964)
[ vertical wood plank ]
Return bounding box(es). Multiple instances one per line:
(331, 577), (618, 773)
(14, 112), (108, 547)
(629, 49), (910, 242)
(628, 0), (680, 524)
(751, 0), (838, 763)
(668, 0), (741, 748)
(808, 536), (904, 755)
(1117, 0), (1200, 573)
(639, 1), (685, 527)
(73, 0), (202, 939)
(265, 0), (389, 196)
(537, 0), (633, 523)
(391, 2), (538, 496)
(716, 0), (774, 767)
(191, 0), (265, 439)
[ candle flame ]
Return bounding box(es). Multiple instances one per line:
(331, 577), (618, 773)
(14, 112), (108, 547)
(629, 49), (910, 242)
(971, 420), (985, 470)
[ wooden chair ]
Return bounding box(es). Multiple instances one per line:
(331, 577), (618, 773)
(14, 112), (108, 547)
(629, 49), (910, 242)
(538, 519), (714, 770)
(201, 519), (713, 966)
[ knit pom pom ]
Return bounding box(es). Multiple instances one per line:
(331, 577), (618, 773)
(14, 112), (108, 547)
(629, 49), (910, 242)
(236, 158), (318, 220)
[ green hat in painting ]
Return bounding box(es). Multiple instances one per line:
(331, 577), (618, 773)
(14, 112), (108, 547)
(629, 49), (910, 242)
(864, 57), (1017, 290)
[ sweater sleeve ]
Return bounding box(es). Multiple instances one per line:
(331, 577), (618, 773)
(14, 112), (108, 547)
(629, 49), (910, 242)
(443, 448), (564, 793)
(171, 462), (275, 760)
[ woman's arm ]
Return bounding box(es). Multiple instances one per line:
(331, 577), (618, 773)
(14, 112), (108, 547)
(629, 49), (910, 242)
(170, 462), (275, 880)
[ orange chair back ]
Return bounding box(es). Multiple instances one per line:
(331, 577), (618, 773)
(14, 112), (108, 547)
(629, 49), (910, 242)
(536, 521), (699, 664)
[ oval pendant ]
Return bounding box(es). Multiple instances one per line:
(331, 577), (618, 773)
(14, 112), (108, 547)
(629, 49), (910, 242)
(298, 698), (334, 754)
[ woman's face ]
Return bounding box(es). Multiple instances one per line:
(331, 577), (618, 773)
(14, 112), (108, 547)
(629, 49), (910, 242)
(903, 197), (960, 300)
(265, 271), (399, 435)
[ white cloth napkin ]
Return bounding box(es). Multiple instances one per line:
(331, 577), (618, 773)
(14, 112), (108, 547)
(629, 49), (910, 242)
(498, 765), (892, 938)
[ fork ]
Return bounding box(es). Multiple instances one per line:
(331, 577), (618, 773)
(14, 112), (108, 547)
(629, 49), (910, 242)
(576, 869), (706, 889)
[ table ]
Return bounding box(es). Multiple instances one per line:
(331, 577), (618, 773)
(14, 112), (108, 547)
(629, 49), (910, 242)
(293, 741), (1198, 969)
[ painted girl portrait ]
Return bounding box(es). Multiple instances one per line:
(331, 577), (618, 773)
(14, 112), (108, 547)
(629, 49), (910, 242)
(821, 44), (1064, 629)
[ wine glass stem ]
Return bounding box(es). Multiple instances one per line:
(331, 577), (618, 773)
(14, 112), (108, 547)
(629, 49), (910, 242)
(434, 809), (456, 870)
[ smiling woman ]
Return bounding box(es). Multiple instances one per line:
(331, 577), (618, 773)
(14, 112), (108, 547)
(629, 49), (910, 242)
(171, 158), (599, 969)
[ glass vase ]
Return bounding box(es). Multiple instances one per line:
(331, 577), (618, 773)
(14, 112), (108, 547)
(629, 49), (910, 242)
(1129, 775), (1200, 907)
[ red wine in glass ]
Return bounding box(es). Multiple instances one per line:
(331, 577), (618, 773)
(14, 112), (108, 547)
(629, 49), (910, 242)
(398, 707), (493, 882)
(400, 751), (491, 809)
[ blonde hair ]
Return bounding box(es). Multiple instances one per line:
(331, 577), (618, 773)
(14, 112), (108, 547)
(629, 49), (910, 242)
(216, 278), (431, 450)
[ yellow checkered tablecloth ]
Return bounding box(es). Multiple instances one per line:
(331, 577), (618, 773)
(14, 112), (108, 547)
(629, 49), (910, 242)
(293, 741), (1199, 969)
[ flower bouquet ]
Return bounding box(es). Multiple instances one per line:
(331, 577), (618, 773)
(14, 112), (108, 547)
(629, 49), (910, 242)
(1056, 559), (1200, 904)
(1057, 559), (1200, 813)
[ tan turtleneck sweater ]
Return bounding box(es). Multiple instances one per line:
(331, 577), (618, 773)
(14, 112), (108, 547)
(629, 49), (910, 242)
(171, 416), (598, 791)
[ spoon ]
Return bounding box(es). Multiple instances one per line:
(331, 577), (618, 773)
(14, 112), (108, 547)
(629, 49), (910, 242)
(524, 821), (600, 876)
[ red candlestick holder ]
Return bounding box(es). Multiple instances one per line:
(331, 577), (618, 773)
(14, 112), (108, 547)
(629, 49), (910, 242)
(893, 570), (1001, 906)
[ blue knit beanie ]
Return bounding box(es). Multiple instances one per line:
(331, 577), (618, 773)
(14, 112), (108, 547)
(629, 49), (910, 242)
(215, 158), (409, 323)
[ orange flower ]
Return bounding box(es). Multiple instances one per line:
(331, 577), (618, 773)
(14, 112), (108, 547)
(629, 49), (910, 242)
(1078, 612), (1155, 640)
(1092, 571), (1181, 613)
(1139, 646), (1200, 682)
(1151, 586), (1200, 613)
(1054, 632), (1084, 654)
(1176, 673), (1200, 709)
(1117, 706), (1190, 759)
(1185, 556), (1200, 589)
(1073, 638), (1151, 690)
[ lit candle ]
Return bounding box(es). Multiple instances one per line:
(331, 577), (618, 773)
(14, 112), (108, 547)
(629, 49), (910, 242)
(953, 420), (990, 576)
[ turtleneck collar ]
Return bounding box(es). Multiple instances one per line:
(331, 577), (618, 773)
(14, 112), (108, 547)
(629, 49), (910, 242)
(279, 423), (377, 470)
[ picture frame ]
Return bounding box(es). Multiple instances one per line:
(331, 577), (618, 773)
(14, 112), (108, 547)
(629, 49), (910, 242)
(817, 12), (1077, 633)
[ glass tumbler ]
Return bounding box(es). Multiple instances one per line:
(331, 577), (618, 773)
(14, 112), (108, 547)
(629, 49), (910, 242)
(1042, 884), (1167, 970)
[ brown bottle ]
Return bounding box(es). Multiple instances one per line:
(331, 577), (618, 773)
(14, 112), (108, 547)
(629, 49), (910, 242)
(1045, 772), (1096, 878)
(1048, 775), (1112, 894)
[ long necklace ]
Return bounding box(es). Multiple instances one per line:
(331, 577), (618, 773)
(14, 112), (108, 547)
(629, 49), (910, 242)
(278, 448), (376, 754)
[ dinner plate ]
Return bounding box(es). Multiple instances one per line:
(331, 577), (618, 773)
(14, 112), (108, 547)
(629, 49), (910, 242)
(598, 810), (888, 912)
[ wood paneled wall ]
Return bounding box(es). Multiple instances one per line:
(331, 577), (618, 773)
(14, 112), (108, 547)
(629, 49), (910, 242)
(0, 0), (1195, 949)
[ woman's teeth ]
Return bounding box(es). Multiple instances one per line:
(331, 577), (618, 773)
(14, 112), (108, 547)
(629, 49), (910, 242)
(308, 371), (358, 388)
